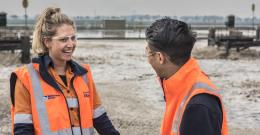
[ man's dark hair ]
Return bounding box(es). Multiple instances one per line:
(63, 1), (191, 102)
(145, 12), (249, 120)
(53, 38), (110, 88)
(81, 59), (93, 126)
(145, 17), (196, 66)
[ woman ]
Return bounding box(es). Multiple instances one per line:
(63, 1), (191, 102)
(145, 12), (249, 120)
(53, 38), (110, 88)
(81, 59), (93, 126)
(10, 7), (119, 135)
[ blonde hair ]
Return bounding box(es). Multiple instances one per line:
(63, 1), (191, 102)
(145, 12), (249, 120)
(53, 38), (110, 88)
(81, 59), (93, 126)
(32, 6), (75, 55)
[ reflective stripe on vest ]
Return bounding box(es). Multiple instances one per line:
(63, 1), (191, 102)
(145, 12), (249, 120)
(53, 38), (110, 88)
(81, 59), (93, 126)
(27, 64), (55, 134)
(14, 114), (33, 124)
(93, 106), (106, 119)
(82, 74), (88, 84)
(27, 64), (94, 135)
(73, 127), (94, 135)
(67, 98), (79, 108)
(52, 128), (94, 135)
(172, 82), (221, 134)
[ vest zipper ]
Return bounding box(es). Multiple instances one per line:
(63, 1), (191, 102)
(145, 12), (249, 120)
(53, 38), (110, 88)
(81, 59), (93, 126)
(71, 76), (83, 135)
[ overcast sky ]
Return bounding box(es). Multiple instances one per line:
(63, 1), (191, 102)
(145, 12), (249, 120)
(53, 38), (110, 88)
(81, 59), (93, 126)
(0, 0), (259, 17)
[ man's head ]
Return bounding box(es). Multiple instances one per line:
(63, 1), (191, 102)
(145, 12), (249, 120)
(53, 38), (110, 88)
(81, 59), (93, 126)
(145, 17), (196, 78)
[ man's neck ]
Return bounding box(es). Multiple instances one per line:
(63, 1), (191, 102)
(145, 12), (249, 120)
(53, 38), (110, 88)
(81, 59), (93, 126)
(163, 63), (180, 80)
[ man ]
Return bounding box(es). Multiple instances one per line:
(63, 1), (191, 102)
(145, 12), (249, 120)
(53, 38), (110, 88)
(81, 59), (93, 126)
(145, 17), (228, 135)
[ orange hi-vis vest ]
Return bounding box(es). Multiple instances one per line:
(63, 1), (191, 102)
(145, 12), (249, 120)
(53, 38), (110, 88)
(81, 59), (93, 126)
(160, 58), (228, 135)
(11, 63), (102, 135)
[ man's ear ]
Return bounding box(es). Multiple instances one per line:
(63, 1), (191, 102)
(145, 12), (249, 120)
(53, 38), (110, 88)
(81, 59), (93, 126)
(158, 52), (167, 64)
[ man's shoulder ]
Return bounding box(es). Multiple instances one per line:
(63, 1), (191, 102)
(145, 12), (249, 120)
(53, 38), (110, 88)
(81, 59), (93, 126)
(187, 93), (222, 114)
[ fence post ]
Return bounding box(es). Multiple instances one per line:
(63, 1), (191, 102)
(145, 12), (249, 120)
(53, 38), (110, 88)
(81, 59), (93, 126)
(20, 36), (30, 63)
(208, 28), (215, 46)
(256, 25), (260, 41)
(225, 41), (230, 56)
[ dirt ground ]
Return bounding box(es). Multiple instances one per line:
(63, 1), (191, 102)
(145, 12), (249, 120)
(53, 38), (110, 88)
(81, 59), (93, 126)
(0, 39), (260, 135)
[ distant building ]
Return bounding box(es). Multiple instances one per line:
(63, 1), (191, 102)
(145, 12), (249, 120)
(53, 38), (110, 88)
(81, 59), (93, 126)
(102, 20), (126, 38)
(103, 20), (126, 30)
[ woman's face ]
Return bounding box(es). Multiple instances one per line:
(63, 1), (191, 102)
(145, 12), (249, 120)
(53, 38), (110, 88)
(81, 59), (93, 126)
(45, 24), (76, 64)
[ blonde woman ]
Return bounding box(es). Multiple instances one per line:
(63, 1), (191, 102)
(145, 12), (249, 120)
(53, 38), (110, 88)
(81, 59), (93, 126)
(10, 7), (119, 135)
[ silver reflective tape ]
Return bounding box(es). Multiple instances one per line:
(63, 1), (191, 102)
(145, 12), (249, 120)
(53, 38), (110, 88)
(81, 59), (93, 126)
(14, 114), (32, 124)
(53, 127), (94, 135)
(93, 106), (106, 119)
(53, 128), (73, 135)
(82, 74), (88, 84)
(28, 64), (71, 135)
(72, 127), (81, 135)
(67, 98), (79, 108)
(191, 82), (220, 93)
(172, 82), (220, 133)
(82, 127), (95, 135)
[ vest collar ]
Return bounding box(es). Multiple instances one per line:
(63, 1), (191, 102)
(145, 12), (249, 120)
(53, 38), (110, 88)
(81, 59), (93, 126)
(162, 58), (201, 102)
(32, 55), (87, 75)
(31, 55), (87, 91)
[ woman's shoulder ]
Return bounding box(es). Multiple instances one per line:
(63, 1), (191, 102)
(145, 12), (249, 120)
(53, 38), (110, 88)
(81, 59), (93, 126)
(14, 65), (29, 74)
(14, 63), (39, 76)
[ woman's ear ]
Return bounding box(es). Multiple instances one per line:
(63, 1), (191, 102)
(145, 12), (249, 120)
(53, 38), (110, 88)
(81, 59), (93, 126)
(43, 38), (51, 49)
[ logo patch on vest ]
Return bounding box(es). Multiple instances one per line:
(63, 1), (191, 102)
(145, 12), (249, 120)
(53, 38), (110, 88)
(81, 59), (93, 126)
(83, 92), (90, 97)
(43, 95), (60, 100)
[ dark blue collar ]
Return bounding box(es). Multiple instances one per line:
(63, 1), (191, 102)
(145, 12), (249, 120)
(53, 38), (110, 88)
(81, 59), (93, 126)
(32, 55), (87, 75)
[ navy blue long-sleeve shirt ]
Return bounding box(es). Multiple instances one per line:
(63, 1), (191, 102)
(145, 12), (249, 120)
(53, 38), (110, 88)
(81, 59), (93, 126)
(180, 94), (223, 135)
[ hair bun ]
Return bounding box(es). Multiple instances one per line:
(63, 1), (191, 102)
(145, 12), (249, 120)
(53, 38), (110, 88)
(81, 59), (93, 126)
(45, 7), (60, 19)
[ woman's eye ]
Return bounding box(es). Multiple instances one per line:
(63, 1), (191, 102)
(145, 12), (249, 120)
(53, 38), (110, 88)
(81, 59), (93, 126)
(71, 36), (76, 41)
(59, 38), (68, 42)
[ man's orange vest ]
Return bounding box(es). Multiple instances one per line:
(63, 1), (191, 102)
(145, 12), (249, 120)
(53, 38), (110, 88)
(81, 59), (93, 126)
(160, 58), (228, 135)
(11, 63), (97, 135)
